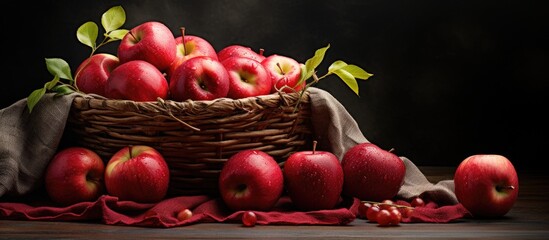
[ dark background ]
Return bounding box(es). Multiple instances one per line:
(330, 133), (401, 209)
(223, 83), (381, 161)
(2, 0), (547, 172)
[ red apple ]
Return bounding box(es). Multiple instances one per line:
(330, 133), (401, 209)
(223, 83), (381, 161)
(169, 56), (230, 101)
(283, 141), (344, 211)
(104, 145), (170, 203)
(166, 27), (218, 81)
(221, 56), (272, 99)
(105, 60), (169, 101)
(44, 147), (105, 205)
(117, 21), (176, 71)
(74, 53), (120, 97)
(340, 142), (406, 202)
(218, 149), (284, 211)
(217, 44), (265, 63)
(261, 54), (304, 93)
(454, 154), (519, 218)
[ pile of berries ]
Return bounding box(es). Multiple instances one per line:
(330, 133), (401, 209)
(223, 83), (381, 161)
(357, 197), (425, 227)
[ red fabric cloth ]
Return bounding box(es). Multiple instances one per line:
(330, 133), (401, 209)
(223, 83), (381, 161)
(0, 194), (469, 227)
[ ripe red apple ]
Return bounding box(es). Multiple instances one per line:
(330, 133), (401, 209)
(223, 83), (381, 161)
(217, 44), (265, 63)
(283, 141), (344, 211)
(169, 56), (230, 101)
(261, 54), (304, 93)
(218, 149), (284, 211)
(454, 154), (519, 218)
(104, 60), (169, 101)
(117, 21), (176, 71)
(74, 53), (120, 97)
(44, 147), (105, 205)
(221, 56), (272, 99)
(104, 145), (170, 203)
(166, 27), (218, 81)
(340, 142), (406, 202)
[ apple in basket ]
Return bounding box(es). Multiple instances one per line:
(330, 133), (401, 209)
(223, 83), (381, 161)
(169, 56), (230, 101)
(217, 44), (265, 63)
(166, 27), (219, 81)
(221, 56), (272, 99)
(44, 147), (105, 205)
(104, 60), (169, 101)
(104, 145), (170, 203)
(341, 142), (406, 202)
(454, 154), (519, 218)
(117, 21), (177, 71)
(218, 150), (284, 211)
(74, 53), (120, 97)
(261, 54), (304, 93)
(283, 141), (344, 211)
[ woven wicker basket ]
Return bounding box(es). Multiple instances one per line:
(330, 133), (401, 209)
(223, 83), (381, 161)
(67, 91), (313, 196)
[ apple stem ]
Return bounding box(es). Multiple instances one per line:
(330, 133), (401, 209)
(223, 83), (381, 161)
(388, 148), (395, 153)
(312, 140), (318, 154)
(128, 145), (133, 159)
(180, 27), (186, 55)
(497, 185), (516, 191)
(128, 31), (137, 41)
(259, 48), (265, 56)
(276, 63), (286, 75)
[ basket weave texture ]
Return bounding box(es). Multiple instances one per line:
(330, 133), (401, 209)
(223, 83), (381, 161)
(67, 91), (313, 196)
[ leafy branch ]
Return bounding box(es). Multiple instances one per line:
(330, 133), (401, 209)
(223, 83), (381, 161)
(27, 5), (128, 113)
(293, 44), (373, 111)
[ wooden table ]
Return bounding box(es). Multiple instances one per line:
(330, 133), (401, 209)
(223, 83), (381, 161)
(1, 167), (548, 239)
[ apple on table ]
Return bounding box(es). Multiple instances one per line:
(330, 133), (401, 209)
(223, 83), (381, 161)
(218, 149), (284, 211)
(104, 145), (170, 203)
(340, 142), (406, 202)
(44, 147), (105, 205)
(454, 154), (519, 218)
(283, 141), (344, 211)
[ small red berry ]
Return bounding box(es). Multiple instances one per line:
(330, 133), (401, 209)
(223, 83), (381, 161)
(411, 197), (425, 207)
(242, 211), (257, 227)
(358, 202), (372, 219)
(366, 205), (381, 222)
(376, 209), (392, 226)
(389, 208), (402, 225)
(176, 208), (193, 221)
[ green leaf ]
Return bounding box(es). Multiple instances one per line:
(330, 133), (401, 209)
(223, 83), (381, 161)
(27, 87), (46, 113)
(44, 75), (60, 90)
(341, 64), (373, 80)
(333, 69), (359, 95)
(45, 58), (73, 80)
(302, 44), (330, 81)
(106, 29), (129, 41)
(101, 5), (126, 33)
(77, 21), (98, 49)
(52, 85), (76, 96)
(328, 60), (348, 73)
